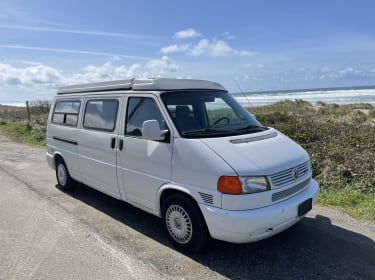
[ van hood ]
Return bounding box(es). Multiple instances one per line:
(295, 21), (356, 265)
(200, 128), (309, 176)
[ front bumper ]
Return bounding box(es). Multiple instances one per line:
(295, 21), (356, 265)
(199, 179), (319, 243)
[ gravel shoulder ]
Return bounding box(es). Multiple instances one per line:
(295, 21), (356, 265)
(0, 134), (374, 280)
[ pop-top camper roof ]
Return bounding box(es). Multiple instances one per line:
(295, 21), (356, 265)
(57, 78), (226, 95)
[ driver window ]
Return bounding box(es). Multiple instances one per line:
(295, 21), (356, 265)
(125, 97), (167, 137)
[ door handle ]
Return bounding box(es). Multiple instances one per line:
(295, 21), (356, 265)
(119, 139), (124, 151)
(110, 137), (116, 149)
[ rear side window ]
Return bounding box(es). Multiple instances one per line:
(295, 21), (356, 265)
(83, 99), (119, 132)
(52, 100), (81, 126)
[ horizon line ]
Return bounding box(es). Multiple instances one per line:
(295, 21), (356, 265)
(231, 84), (375, 95)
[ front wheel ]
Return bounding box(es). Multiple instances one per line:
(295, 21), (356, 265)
(56, 158), (75, 190)
(162, 194), (209, 252)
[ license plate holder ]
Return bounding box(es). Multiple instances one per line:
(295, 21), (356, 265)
(298, 198), (312, 216)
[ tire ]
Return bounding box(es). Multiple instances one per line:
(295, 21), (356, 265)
(162, 193), (209, 252)
(55, 158), (75, 190)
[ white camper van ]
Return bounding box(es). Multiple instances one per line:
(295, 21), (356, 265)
(46, 78), (319, 251)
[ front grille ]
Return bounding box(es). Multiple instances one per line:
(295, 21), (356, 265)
(199, 192), (213, 205)
(272, 177), (311, 202)
(269, 161), (310, 188)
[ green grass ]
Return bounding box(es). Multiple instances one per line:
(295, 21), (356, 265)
(0, 102), (49, 146)
(0, 122), (46, 146)
(319, 190), (375, 221)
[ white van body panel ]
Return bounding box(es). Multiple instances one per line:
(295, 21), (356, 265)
(201, 128), (309, 176)
(119, 136), (172, 211)
(77, 128), (120, 198)
(172, 138), (237, 192)
(46, 99), (81, 181)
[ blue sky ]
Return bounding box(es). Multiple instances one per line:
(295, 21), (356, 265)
(1, 0), (375, 103)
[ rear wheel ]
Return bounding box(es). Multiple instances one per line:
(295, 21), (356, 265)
(56, 158), (75, 190)
(162, 193), (209, 252)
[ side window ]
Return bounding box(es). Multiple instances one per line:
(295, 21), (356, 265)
(83, 99), (119, 132)
(125, 97), (167, 137)
(52, 100), (80, 126)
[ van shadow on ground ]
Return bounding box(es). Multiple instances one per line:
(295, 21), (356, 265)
(62, 183), (375, 280)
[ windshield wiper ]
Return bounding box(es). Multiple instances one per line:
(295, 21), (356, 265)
(235, 125), (267, 132)
(181, 128), (221, 135)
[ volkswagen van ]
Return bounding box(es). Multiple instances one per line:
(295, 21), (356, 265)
(46, 78), (319, 251)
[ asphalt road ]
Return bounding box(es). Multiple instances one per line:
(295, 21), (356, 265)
(0, 133), (374, 280)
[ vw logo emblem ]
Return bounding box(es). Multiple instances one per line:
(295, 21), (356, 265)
(292, 168), (299, 179)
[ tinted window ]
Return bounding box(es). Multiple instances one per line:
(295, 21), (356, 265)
(52, 100), (80, 126)
(83, 99), (119, 132)
(162, 91), (265, 138)
(125, 97), (167, 136)
(205, 97), (243, 126)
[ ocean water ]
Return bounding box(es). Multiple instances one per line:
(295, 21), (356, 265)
(1, 86), (375, 108)
(232, 86), (375, 107)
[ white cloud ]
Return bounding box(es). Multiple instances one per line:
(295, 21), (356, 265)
(0, 63), (62, 88)
(173, 28), (202, 39)
(69, 62), (121, 83)
(127, 64), (142, 77)
(69, 57), (178, 84)
(161, 30), (256, 57)
(0, 57), (180, 94)
(320, 67), (372, 80)
(190, 39), (233, 57)
(144, 56), (179, 75)
(337, 68), (365, 79)
(67, 62), (149, 84)
(188, 39), (256, 57)
(160, 44), (189, 54)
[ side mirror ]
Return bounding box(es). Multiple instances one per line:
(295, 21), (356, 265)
(142, 120), (167, 141)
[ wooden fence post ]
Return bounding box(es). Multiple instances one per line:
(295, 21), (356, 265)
(26, 101), (31, 123)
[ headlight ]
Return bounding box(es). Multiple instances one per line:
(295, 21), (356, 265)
(240, 176), (270, 193)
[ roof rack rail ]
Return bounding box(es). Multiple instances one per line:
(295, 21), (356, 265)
(57, 79), (133, 94)
(57, 78), (226, 95)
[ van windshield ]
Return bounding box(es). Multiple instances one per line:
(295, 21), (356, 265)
(161, 90), (267, 138)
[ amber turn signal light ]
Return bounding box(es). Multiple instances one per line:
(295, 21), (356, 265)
(217, 176), (242, 194)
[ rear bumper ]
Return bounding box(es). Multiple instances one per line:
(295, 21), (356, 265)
(46, 151), (54, 170)
(199, 179), (319, 243)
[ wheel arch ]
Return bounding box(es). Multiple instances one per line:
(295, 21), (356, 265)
(52, 152), (64, 170)
(157, 184), (200, 217)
